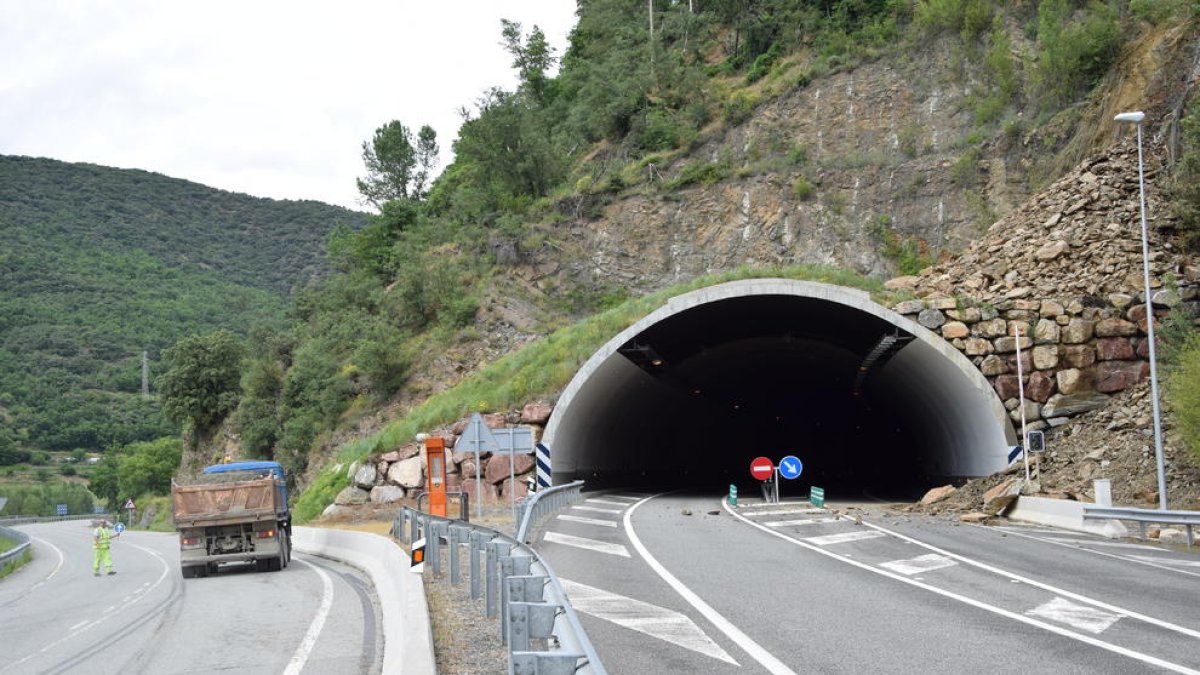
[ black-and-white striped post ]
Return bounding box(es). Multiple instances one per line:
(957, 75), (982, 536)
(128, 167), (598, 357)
(535, 443), (551, 489)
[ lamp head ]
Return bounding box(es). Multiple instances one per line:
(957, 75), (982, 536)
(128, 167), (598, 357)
(1114, 111), (1145, 124)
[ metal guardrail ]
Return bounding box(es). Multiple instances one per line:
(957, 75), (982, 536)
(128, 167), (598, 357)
(1082, 506), (1198, 547)
(395, 486), (604, 675)
(0, 526), (32, 567)
(0, 513), (114, 526)
(516, 480), (585, 544)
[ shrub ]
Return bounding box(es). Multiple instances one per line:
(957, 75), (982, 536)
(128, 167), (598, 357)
(1166, 334), (1200, 463)
(792, 176), (815, 201)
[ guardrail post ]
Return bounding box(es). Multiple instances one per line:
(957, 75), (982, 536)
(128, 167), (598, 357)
(447, 525), (465, 584)
(499, 556), (534, 640)
(410, 509), (422, 544)
(470, 531), (489, 599)
(507, 602), (561, 652)
(509, 652), (587, 675)
(486, 541), (513, 618)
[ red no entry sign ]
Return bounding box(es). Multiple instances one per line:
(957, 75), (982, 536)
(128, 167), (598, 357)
(750, 456), (774, 480)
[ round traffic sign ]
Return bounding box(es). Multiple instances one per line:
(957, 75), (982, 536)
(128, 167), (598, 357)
(114, 522), (126, 534)
(750, 456), (774, 480)
(778, 455), (803, 480)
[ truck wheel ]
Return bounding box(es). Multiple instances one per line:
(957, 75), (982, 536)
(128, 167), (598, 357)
(281, 531), (289, 569)
(256, 558), (271, 573)
(181, 566), (195, 579)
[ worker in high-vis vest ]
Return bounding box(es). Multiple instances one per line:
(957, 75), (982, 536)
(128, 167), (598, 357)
(92, 518), (119, 576)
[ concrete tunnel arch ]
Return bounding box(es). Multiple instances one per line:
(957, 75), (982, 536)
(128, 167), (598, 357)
(541, 279), (1018, 497)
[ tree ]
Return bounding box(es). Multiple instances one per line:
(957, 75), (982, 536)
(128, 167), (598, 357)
(117, 437), (183, 499)
(356, 121), (439, 208)
(502, 20), (556, 105)
(157, 331), (245, 433)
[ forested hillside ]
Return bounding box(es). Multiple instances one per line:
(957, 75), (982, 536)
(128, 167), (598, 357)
(0, 156), (367, 460)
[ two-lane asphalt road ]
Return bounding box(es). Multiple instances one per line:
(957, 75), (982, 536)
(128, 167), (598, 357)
(533, 492), (1200, 674)
(0, 521), (381, 675)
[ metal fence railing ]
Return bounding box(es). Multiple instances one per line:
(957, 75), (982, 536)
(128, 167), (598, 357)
(0, 526), (32, 567)
(394, 485), (605, 675)
(516, 480), (585, 544)
(1082, 506), (1198, 547)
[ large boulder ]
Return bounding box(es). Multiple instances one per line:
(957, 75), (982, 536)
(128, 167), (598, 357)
(353, 463), (379, 489)
(982, 478), (1023, 515)
(369, 485), (406, 504)
(335, 486), (369, 505)
(920, 485), (957, 505)
(387, 456), (425, 489)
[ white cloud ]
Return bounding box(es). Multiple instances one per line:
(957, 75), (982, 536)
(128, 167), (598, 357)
(0, 0), (577, 210)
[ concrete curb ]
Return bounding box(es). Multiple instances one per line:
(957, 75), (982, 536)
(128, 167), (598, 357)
(1007, 496), (1129, 538)
(292, 526), (434, 675)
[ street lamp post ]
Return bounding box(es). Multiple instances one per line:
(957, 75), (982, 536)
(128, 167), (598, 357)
(1114, 110), (1168, 511)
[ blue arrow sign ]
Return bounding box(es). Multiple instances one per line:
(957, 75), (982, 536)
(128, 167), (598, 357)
(778, 455), (803, 480)
(114, 522), (126, 534)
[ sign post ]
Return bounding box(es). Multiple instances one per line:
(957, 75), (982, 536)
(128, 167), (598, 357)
(458, 414), (500, 519)
(777, 455), (802, 503)
(750, 456), (774, 503)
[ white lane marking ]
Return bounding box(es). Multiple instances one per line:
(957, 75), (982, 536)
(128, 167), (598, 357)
(27, 537), (65, 591)
(585, 498), (629, 507)
(868, 520), (1200, 640)
(724, 501), (1200, 675)
(880, 554), (957, 576)
(559, 578), (738, 665)
(736, 501), (811, 509)
(543, 532), (630, 557)
(2, 543), (171, 673)
(605, 495), (641, 502)
(744, 508), (828, 517)
(69, 621), (88, 631)
(1028, 597), (1122, 634)
(283, 558), (335, 675)
(983, 525), (1200, 579)
(627, 495), (797, 675)
(763, 518), (837, 527)
(557, 514), (618, 528)
(1128, 556), (1200, 569)
(572, 505), (624, 515)
(804, 530), (886, 546)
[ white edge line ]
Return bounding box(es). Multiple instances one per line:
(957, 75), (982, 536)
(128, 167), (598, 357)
(626, 495), (795, 675)
(29, 537), (66, 589)
(283, 558), (335, 675)
(723, 500), (1200, 675)
(858, 519), (1200, 640)
(977, 524), (1200, 580)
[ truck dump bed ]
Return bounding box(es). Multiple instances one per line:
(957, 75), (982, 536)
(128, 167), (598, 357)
(172, 476), (284, 527)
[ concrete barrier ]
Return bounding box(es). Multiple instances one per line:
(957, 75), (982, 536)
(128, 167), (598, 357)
(292, 526), (434, 675)
(1007, 496), (1128, 539)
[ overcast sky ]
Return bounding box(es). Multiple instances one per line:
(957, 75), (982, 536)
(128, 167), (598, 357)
(1, 1), (578, 211)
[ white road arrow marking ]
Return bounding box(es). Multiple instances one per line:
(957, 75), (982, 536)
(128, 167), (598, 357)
(880, 553), (957, 576)
(543, 531), (630, 557)
(1027, 597), (1122, 634)
(559, 578), (738, 665)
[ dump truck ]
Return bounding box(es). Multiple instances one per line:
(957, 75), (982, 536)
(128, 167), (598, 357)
(172, 460), (291, 578)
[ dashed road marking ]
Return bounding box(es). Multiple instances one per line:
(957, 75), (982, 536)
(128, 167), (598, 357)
(1027, 597), (1122, 635)
(880, 553), (957, 576)
(557, 514), (618, 528)
(572, 505), (624, 515)
(543, 531), (630, 557)
(743, 508), (828, 517)
(804, 530), (887, 546)
(763, 517), (837, 527)
(585, 498), (630, 507)
(559, 578), (738, 665)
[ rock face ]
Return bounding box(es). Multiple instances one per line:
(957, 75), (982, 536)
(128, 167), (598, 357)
(886, 145), (1197, 432)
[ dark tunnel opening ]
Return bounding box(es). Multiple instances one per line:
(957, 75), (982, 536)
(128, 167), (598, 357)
(544, 280), (1015, 502)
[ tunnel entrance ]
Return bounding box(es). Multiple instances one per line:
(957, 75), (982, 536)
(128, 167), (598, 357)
(542, 279), (1017, 500)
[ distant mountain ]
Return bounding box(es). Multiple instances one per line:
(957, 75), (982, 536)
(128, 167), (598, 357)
(0, 155), (369, 454)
